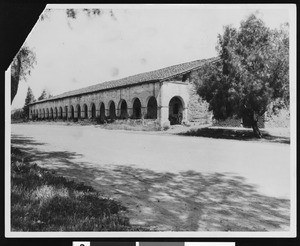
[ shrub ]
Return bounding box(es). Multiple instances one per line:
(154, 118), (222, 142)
(96, 116), (107, 124)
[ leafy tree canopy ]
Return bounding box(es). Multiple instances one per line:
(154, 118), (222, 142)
(11, 45), (36, 103)
(38, 89), (52, 101)
(40, 8), (117, 23)
(194, 14), (289, 137)
(12, 8), (117, 104)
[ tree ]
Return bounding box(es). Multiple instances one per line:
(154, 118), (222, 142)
(11, 8), (115, 103)
(38, 89), (52, 101)
(11, 108), (24, 121)
(11, 45), (36, 103)
(22, 87), (35, 119)
(38, 89), (47, 101)
(194, 14), (289, 138)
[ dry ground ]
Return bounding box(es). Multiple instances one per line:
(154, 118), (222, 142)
(10, 123), (291, 231)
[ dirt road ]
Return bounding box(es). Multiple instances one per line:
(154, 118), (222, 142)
(11, 123), (291, 231)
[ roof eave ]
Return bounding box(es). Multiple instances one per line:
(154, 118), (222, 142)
(160, 57), (221, 82)
(28, 79), (160, 106)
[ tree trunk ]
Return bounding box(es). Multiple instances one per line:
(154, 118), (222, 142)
(251, 112), (262, 138)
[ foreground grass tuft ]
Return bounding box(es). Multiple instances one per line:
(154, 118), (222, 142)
(11, 147), (144, 231)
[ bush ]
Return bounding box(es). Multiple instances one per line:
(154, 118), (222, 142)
(96, 116), (106, 124)
(11, 109), (25, 121)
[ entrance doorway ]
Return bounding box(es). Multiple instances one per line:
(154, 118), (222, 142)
(168, 96), (184, 125)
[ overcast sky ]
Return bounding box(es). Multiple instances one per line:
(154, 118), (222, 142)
(11, 4), (291, 110)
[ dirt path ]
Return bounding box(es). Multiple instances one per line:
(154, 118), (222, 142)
(10, 123), (291, 231)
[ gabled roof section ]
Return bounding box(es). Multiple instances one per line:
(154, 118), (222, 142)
(30, 56), (220, 105)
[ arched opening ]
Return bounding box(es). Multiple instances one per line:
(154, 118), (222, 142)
(70, 105), (75, 119)
(43, 109), (45, 119)
(76, 105), (81, 119)
(108, 101), (116, 120)
(64, 106), (68, 119)
(91, 103), (96, 119)
(54, 107), (58, 119)
(100, 103), (105, 121)
(59, 107), (63, 119)
(83, 104), (88, 119)
(132, 98), (142, 119)
(46, 108), (49, 119)
(146, 96), (158, 119)
(169, 96), (184, 125)
(119, 100), (128, 119)
(39, 109), (41, 119)
(50, 108), (53, 119)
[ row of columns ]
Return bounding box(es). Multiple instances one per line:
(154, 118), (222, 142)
(30, 101), (158, 120)
(29, 95), (188, 126)
(31, 109), (153, 120)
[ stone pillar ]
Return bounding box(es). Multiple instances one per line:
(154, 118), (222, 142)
(159, 106), (170, 127)
(105, 109), (110, 117)
(68, 108), (72, 119)
(116, 108), (120, 118)
(158, 82), (170, 128)
(75, 109), (79, 119)
(127, 107), (133, 118)
(141, 107), (147, 119)
(63, 108), (66, 119)
(80, 110), (84, 119)
(96, 103), (100, 117)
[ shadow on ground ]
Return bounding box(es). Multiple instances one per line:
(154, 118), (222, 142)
(11, 135), (290, 231)
(177, 127), (290, 144)
(11, 134), (83, 164)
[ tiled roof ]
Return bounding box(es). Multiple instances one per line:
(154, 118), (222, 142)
(31, 57), (219, 105)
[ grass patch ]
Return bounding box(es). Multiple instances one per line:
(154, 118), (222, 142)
(11, 147), (145, 231)
(18, 119), (161, 131)
(177, 127), (290, 144)
(100, 119), (161, 131)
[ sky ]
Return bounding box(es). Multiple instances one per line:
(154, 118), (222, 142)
(11, 4), (291, 110)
